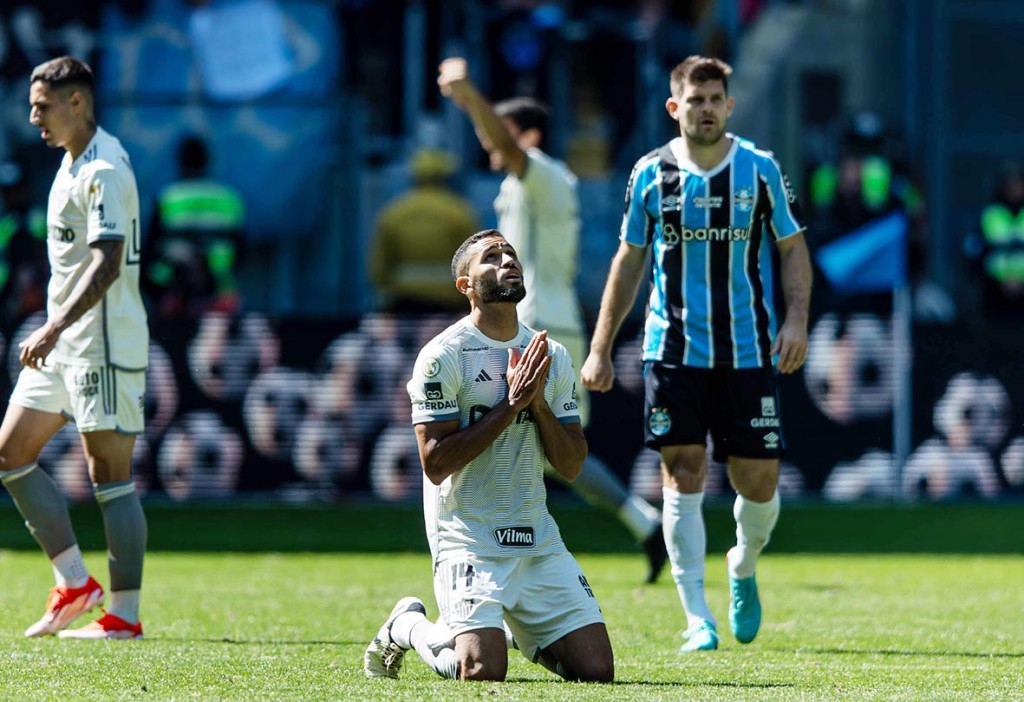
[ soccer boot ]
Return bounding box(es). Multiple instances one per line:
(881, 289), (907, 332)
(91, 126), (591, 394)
(363, 596), (427, 679)
(729, 571), (762, 644)
(25, 576), (105, 637)
(58, 611), (143, 639)
(679, 619), (719, 652)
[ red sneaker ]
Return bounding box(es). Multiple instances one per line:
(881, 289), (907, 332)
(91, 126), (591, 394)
(58, 611), (144, 640)
(24, 576), (105, 637)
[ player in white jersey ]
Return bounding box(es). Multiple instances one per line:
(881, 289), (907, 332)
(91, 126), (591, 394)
(364, 229), (613, 683)
(438, 57), (667, 584)
(0, 57), (148, 639)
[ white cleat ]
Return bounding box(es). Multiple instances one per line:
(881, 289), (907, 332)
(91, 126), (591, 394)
(363, 596), (426, 679)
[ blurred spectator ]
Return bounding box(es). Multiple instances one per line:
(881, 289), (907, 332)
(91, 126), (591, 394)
(807, 111), (954, 322)
(963, 162), (1024, 320)
(0, 156), (48, 330)
(142, 135), (246, 320)
(368, 148), (480, 314)
(902, 372), (1008, 500)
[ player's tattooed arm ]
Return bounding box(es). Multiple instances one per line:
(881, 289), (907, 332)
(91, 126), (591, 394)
(19, 239), (125, 367)
(52, 239), (125, 332)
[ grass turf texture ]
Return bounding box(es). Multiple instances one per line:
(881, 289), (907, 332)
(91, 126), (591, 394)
(0, 502), (1022, 701)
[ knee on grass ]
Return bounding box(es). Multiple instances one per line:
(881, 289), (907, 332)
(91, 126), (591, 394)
(537, 648), (615, 683)
(457, 654), (508, 682)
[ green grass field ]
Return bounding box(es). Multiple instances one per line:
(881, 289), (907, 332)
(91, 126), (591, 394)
(1, 502), (1022, 701)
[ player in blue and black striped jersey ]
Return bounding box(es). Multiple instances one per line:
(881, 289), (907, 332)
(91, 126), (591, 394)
(582, 56), (812, 653)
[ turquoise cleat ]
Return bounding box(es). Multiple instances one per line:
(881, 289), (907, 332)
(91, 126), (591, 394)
(679, 619), (719, 652)
(729, 574), (762, 644)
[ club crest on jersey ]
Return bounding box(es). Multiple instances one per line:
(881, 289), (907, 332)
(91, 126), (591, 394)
(494, 526), (535, 547)
(424, 382), (443, 400)
(734, 187), (754, 212)
(649, 407), (672, 436)
(421, 357), (440, 378)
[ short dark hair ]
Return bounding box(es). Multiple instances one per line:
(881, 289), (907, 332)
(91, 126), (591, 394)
(670, 55), (732, 97)
(30, 56), (94, 94)
(494, 97), (549, 147)
(451, 229), (504, 280)
(179, 135), (210, 175)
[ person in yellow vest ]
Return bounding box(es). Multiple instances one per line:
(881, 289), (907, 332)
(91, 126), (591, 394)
(964, 162), (1024, 318)
(368, 147), (481, 314)
(142, 135), (246, 320)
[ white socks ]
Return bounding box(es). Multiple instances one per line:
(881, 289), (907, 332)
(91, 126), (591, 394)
(109, 590), (141, 625)
(52, 544), (89, 589)
(662, 486), (715, 627)
(729, 491), (780, 579)
(392, 612), (459, 679)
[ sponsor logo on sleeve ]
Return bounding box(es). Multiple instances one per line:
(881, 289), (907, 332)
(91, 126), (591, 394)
(782, 174), (797, 203)
(424, 382), (443, 400)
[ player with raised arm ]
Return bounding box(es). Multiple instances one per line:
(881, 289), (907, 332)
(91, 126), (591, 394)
(0, 56), (148, 639)
(363, 229), (614, 682)
(438, 57), (667, 584)
(582, 56), (812, 652)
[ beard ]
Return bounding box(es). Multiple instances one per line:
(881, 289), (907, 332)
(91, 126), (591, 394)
(686, 122), (727, 146)
(476, 277), (526, 304)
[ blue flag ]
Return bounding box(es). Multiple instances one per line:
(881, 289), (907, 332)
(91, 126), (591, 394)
(815, 211), (908, 294)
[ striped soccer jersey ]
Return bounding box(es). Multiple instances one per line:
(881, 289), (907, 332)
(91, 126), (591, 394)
(407, 317), (580, 561)
(45, 126), (148, 370)
(621, 135), (805, 369)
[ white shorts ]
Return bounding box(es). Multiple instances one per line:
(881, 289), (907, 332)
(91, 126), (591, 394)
(432, 550), (605, 662)
(10, 362), (145, 434)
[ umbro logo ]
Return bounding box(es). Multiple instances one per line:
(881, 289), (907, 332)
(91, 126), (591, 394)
(763, 432), (780, 449)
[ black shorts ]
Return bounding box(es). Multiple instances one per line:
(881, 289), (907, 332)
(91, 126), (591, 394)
(643, 362), (784, 462)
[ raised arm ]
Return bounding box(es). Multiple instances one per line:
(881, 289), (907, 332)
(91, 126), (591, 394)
(438, 57), (528, 178)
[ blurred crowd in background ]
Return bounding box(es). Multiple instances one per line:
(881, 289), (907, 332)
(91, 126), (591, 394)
(0, 0), (1022, 504)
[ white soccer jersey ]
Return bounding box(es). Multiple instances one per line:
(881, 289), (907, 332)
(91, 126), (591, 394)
(494, 149), (584, 338)
(407, 317), (581, 560)
(46, 126), (148, 370)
